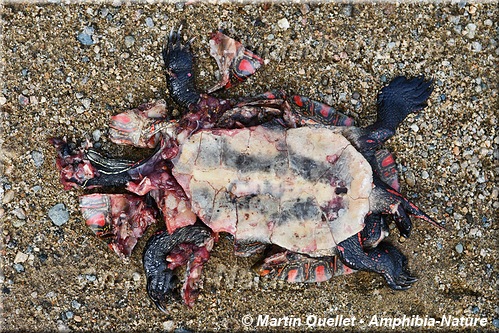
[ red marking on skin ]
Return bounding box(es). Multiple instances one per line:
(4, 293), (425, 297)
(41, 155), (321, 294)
(112, 113), (131, 124)
(315, 265), (327, 282)
(337, 245), (344, 253)
(286, 268), (299, 282)
(320, 105), (330, 118)
(264, 92), (275, 99)
(259, 269), (271, 276)
(367, 139), (375, 143)
(381, 154), (394, 167)
(86, 213), (106, 227)
(357, 233), (363, 246)
(293, 95), (304, 107)
(386, 188), (403, 198)
(326, 154), (339, 164)
(343, 117), (354, 126)
(237, 59), (257, 75)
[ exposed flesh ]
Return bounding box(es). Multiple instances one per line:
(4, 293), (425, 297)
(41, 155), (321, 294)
(172, 125), (372, 257)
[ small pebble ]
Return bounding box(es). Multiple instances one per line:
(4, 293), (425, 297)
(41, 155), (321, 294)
(145, 17), (154, 27)
(31, 150), (44, 168)
(405, 171), (416, 186)
(77, 30), (94, 46)
(12, 208), (26, 220)
(65, 311), (74, 320)
(13, 263), (25, 272)
(492, 319), (499, 328)
(2, 190), (14, 204)
(19, 94), (29, 106)
(81, 98), (91, 109)
(163, 320), (175, 332)
(342, 4), (353, 17)
(455, 243), (464, 254)
(132, 272), (141, 281)
(471, 42), (482, 52)
(92, 129), (102, 142)
(421, 170), (429, 179)
(71, 300), (81, 309)
(85, 274), (97, 282)
(277, 18), (290, 30)
(74, 315), (82, 323)
(0, 96), (6, 105)
(465, 23), (477, 39)
(48, 203), (69, 226)
(124, 35), (135, 48)
(14, 252), (29, 263)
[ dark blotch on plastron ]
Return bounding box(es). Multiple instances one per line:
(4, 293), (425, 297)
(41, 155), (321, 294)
(335, 187), (348, 195)
(279, 197), (320, 225)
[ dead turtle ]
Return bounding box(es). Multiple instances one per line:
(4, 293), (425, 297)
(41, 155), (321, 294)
(51, 27), (443, 312)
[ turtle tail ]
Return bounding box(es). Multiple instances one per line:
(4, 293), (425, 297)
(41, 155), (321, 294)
(372, 178), (446, 238)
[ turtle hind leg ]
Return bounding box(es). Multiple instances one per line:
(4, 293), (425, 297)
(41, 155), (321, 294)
(337, 234), (417, 290)
(254, 250), (354, 283)
(143, 224), (214, 310)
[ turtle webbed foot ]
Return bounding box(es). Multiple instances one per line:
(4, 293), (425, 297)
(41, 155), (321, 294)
(337, 236), (417, 290)
(164, 26), (200, 109)
(374, 75), (434, 132)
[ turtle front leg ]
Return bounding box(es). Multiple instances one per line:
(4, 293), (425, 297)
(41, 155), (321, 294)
(143, 224), (214, 311)
(164, 26), (201, 109)
(337, 235), (417, 290)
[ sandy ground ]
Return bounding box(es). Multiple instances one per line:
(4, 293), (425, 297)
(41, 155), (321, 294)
(1, 2), (498, 332)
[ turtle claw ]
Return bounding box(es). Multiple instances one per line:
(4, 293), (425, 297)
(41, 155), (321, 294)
(146, 266), (179, 313)
(164, 25), (200, 108)
(143, 226), (214, 309)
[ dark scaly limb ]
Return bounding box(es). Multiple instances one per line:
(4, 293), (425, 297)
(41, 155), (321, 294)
(143, 224), (214, 311)
(345, 76), (434, 159)
(290, 95), (355, 127)
(164, 26), (201, 109)
(337, 234), (417, 290)
(360, 213), (389, 249)
(254, 250), (355, 283)
(373, 149), (400, 191)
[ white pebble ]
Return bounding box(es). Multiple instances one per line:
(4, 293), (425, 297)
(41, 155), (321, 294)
(277, 18), (290, 30)
(14, 252), (29, 263)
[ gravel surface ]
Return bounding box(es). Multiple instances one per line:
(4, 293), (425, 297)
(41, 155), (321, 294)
(1, 2), (498, 332)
